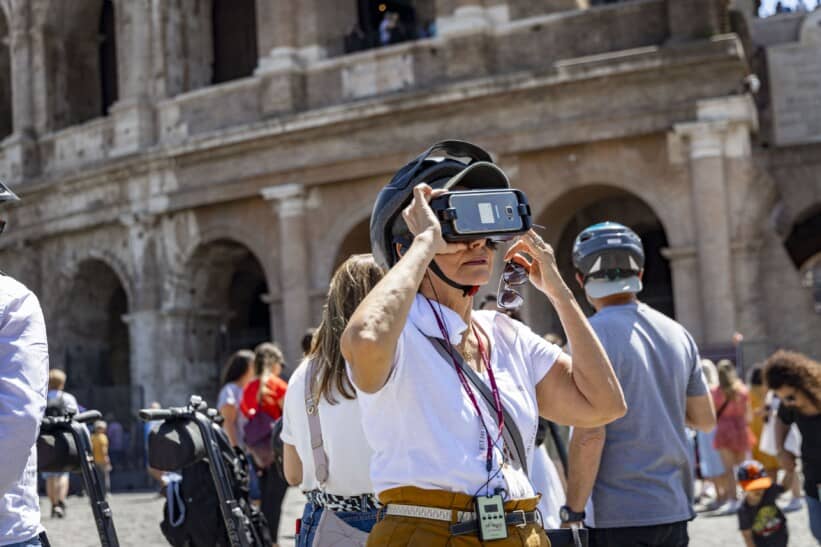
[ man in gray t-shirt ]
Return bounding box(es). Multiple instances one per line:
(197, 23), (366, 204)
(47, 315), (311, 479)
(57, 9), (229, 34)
(561, 222), (716, 547)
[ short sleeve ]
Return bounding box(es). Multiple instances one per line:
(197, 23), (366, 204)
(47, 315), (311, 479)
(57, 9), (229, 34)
(685, 335), (708, 397)
(280, 366), (305, 446)
(217, 384), (236, 409)
(515, 319), (561, 385)
(349, 327), (407, 394)
(777, 403), (796, 425)
(737, 505), (752, 530)
(270, 377), (288, 402)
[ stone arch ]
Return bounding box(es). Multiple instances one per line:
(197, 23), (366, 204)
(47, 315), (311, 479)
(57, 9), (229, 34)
(171, 237), (273, 400)
(526, 184), (674, 337)
(0, 6), (12, 139)
(211, 0), (258, 84)
(332, 216), (372, 273)
(313, 195), (374, 289)
(784, 205), (821, 314)
(55, 256), (132, 410)
(41, 0), (118, 129)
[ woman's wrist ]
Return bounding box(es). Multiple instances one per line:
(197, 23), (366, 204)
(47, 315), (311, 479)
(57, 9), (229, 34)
(411, 229), (441, 257)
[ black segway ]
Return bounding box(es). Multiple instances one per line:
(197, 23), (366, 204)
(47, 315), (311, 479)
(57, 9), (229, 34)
(139, 395), (269, 547)
(38, 409), (120, 547)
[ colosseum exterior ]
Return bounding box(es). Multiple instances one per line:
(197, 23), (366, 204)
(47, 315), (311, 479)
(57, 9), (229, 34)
(0, 0), (819, 414)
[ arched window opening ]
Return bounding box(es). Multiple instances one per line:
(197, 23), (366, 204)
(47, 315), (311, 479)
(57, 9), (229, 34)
(349, 0), (434, 53)
(186, 240), (271, 399)
(333, 217), (372, 273)
(785, 207), (821, 313)
(0, 10), (13, 139)
(98, 0), (118, 115)
(530, 188), (673, 337)
(212, 0), (258, 84)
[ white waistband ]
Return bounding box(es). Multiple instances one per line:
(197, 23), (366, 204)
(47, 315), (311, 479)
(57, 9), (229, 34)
(384, 503), (475, 523)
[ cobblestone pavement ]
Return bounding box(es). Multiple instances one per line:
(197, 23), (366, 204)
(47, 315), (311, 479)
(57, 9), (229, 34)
(41, 490), (816, 546)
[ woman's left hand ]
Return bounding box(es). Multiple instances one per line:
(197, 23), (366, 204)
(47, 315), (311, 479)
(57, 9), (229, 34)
(504, 230), (570, 301)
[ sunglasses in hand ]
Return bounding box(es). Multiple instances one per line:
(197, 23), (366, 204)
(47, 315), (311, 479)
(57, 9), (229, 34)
(497, 261), (528, 310)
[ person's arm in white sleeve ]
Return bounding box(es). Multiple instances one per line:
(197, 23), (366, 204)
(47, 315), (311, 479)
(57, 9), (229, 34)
(0, 290), (49, 494)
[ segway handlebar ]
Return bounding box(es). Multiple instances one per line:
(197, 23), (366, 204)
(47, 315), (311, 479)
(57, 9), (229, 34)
(139, 396), (211, 422)
(138, 408), (175, 421)
(74, 410), (102, 423)
(41, 409), (102, 427)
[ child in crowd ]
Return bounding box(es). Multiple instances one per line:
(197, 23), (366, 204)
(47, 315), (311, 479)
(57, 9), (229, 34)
(737, 460), (791, 547)
(91, 420), (112, 494)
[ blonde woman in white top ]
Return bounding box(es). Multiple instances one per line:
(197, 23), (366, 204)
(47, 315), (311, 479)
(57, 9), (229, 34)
(281, 254), (385, 546)
(342, 141), (627, 546)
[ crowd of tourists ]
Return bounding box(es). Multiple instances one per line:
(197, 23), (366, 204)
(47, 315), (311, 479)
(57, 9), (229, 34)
(1, 136), (820, 547)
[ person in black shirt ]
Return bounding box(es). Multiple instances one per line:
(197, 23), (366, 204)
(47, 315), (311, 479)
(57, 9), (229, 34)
(763, 350), (821, 543)
(737, 460), (790, 547)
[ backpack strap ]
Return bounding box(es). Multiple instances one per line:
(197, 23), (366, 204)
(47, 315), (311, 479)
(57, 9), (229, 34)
(304, 359), (329, 484)
(426, 336), (529, 475)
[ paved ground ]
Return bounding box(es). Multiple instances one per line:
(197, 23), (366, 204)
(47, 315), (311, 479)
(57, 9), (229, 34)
(41, 489), (816, 546)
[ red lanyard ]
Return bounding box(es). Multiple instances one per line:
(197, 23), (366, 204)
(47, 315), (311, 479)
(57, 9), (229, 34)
(425, 298), (505, 472)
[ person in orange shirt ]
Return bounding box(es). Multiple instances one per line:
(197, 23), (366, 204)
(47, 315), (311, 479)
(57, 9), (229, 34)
(91, 421), (111, 495)
(240, 343), (288, 547)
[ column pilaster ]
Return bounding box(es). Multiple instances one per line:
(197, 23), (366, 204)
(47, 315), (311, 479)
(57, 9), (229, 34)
(660, 245), (703, 343)
(261, 184), (312, 367)
(669, 95), (758, 346)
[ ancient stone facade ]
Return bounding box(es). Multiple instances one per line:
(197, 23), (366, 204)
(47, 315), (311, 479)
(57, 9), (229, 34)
(0, 0), (818, 415)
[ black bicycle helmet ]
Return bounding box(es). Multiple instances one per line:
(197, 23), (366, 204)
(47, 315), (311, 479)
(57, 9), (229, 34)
(572, 221), (645, 298)
(369, 140), (510, 294)
(0, 181), (20, 235)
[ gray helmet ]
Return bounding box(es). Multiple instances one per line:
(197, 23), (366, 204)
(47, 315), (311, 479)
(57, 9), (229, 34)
(369, 140), (510, 270)
(572, 221), (644, 299)
(0, 181), (20, 235)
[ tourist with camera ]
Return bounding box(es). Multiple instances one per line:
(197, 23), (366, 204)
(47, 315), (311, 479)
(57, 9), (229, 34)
(341, 141), (626, 546)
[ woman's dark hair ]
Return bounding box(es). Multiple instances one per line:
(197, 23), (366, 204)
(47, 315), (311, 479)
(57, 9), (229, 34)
(764, 350), (821, 407)
(301, 328), (316, 355)
(749, 366), (763, 387)
(221, 350), (254, 386)
(311, 254), (385, 404)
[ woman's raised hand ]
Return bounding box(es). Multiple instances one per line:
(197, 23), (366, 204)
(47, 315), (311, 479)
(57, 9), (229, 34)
(504, 230), (570, 301)
(402, 184), (467, 255)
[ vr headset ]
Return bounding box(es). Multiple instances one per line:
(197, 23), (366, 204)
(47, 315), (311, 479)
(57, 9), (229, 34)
(429, 189), (532, 242)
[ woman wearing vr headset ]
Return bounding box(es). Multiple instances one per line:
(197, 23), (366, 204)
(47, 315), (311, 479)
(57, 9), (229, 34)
(341, 141), (626, 546)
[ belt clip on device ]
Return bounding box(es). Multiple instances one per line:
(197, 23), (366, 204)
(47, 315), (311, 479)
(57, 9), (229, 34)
(475, 494), (508, 541)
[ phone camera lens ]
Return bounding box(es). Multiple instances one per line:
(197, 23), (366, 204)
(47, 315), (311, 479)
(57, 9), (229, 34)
(505, 205), (514, 217)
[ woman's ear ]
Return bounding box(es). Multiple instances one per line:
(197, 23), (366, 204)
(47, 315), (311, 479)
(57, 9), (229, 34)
(395, 242), (405, 259)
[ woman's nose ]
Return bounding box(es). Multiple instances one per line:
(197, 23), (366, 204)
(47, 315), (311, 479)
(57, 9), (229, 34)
(468, 238), (486, 249)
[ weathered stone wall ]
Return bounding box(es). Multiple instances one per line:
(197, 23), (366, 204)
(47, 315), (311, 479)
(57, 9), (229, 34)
(0, 0), (818, 407)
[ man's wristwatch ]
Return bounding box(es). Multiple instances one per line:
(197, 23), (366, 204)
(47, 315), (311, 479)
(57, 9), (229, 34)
(559, 505), (586, 523)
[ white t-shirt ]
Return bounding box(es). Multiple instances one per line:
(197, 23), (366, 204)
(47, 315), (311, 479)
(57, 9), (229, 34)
(217, 383), (246, 448)
(531, 445), (563, 528)
(0, 276), (48, 544)
(280, 358), (374, 497)
(353, 294), (561, 499)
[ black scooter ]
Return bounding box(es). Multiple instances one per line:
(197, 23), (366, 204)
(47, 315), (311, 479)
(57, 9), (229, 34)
(140, 395), (266, 547)
(38, 409), (120, 547)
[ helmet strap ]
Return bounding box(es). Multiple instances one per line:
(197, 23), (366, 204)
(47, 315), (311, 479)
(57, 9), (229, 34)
(429, 259), (478, 297)
(395, 236), (478, 297)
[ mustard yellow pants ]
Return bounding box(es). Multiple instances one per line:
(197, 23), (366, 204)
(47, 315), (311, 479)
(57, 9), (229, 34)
(367, 486), (550, 547)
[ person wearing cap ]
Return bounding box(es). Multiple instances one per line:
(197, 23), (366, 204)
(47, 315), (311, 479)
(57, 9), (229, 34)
(342, 141), (626, 546)
(736, 460), (791, 547)
(0, 181), (50, 546)
(562, 222), (716, 546)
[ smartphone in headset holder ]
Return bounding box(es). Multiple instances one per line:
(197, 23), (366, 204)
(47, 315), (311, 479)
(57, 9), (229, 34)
(429, 189), (532, 242)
